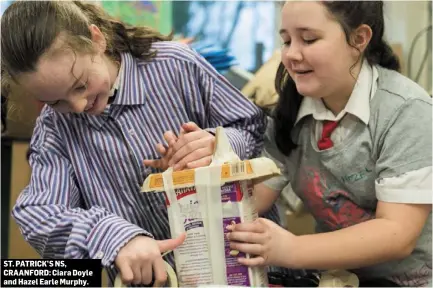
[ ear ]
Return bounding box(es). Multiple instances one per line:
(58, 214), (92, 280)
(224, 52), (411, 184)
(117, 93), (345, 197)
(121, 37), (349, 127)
(89, 24), (107, 53)
(351, 24), (372, 53)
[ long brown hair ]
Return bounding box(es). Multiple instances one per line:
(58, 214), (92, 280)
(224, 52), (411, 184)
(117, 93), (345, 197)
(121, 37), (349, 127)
(1, 1), (172, 80)
(274, 1), (400, 157)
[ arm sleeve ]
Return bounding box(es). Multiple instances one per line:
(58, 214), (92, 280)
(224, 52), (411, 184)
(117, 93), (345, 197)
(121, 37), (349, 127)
(12, 113), (152, 267)
(260, 117), (290, 192)
(179, 47), (267, 160)
(375, 98), (432, 203)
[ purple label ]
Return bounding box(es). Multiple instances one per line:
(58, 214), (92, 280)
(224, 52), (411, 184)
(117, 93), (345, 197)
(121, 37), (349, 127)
(221, 182), (242, 203)
(223, 217), (250, 286)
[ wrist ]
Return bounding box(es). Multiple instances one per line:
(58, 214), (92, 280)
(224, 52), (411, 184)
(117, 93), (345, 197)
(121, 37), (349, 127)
(280, 232), (303, 269)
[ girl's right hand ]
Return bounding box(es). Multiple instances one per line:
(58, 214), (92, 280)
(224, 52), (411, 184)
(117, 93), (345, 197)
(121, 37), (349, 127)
(143, 131), (179, 171)
(114, 233), (186, 286)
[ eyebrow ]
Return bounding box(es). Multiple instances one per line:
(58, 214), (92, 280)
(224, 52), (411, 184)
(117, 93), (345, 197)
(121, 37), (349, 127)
(279, 28), (288, 35)
(279, 27), (321, 35)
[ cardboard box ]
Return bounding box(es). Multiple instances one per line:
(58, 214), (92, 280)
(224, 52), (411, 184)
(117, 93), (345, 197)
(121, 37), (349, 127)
(141, 127), (280, 287)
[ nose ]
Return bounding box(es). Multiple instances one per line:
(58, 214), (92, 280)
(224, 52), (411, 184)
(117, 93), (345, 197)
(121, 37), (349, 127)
(67, 98), (87, 113)
(284, 42), (303, 62)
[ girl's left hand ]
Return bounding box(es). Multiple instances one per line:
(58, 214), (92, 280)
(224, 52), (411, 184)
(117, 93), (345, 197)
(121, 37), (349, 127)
(143, 122), (215, 171)
(227, 218), (297, 268)
(168, 122), (215, 171)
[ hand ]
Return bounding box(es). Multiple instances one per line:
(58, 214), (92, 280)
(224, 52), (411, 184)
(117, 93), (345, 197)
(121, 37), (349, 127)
(143, 130), (179, 171)
(168, 122), (215, 171)
(115, 233), (186, 286)
(227, 218), (296, 268)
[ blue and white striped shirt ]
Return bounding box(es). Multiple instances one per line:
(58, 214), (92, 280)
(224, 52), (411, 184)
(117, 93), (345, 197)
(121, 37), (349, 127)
(12, 42), (269, 285)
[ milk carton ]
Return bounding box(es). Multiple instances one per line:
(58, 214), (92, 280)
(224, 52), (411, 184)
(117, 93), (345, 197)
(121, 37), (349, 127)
(141, 127), (281, 287)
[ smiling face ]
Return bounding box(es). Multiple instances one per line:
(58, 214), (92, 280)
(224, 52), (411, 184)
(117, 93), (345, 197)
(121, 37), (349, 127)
(17, 25), (118, 115)
(279, 1), (361, 101)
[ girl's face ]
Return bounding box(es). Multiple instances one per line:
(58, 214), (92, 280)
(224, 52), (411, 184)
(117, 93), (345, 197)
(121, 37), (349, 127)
(280, 1), (360, 101)
(18, 25), (118, 115)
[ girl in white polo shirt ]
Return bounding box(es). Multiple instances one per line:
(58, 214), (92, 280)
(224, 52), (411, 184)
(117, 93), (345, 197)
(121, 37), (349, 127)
(226, 1), (432, 286)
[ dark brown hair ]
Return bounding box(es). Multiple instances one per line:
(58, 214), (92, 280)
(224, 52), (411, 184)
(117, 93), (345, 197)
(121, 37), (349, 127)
(1, 1), (172, 81)
(274, 1), (401, 156)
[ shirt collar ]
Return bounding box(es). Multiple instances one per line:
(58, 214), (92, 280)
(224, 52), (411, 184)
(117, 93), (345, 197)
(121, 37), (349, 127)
(295, 59), (378, 125)
(110, 52), (148, 106)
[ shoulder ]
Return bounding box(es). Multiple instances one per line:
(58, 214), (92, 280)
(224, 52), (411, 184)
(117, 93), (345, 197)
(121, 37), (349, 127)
(371, 66), (431, 130)
(137, 41), (220, 79)
(137, 41), (202, 66)
(374, 66), (431, 105)
(30, 106), (64, 149)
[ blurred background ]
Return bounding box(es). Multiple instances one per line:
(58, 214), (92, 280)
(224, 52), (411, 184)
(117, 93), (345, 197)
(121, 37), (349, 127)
(1, 1), (432, 284)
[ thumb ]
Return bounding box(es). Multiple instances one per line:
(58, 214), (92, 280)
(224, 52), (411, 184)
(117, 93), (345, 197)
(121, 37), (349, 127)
(181, 122), (201, 133)
(157, 232), (186, 253)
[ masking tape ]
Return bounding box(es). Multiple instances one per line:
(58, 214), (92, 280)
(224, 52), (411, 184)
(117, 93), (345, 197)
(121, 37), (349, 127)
(113, 260), (178, 287)
(195, 165), (228, 286)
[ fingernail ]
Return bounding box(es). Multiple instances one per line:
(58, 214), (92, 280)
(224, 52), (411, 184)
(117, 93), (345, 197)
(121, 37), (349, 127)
(225, 233), (230, 239)
(173, 164), (180, 171)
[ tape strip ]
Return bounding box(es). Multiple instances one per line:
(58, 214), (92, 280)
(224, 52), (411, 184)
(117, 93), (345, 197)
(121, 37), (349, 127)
(162, 168), (185, 237)
(195, 165), (227, 286)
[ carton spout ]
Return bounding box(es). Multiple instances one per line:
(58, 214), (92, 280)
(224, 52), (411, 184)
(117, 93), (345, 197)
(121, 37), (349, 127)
(210, 127), (241, 166)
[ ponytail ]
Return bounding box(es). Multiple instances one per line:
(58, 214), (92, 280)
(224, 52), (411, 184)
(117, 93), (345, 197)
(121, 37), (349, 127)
(366, 38), (401, 72)
(73, 1), (173, 62)
(273, 63), (303, 156)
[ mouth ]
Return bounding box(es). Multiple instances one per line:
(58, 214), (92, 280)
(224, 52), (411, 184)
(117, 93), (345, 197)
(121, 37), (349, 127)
(294, 70), (313, 75)
(84, 97), (97, 112)
(85, 102), (95, 111)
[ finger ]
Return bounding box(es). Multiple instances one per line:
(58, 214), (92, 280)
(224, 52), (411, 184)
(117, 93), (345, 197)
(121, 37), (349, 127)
(132, 263), (142, 284)
(117, 262), (134, 284)
(173, 147), (213, 171)
(156, 143), (167, 156)
(181, 122), (201, 133)
(163, 131), (178, 147)
(227, 231), (266, 244)
(228, 221), (266, 233)
(157, 232), (187, 253)
(230, 242), (264, 255)
(143, 159), (164, 169)
(185, 156), (212, 169)
(170, 136), (213, 166)
(179, 126), (186, 137)
(237, 256), (266, 267)
(152, 257), (168, 287)
(140, 263), (153, 285)
(170, 131), (205, 156)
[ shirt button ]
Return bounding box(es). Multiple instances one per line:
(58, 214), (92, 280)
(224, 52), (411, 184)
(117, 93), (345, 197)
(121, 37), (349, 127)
(128, 129), (135, 136)
(95, 251), (104, 259)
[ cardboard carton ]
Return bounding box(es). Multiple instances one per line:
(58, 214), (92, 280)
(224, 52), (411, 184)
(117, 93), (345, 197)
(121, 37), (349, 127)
(141, 127), (281, 287)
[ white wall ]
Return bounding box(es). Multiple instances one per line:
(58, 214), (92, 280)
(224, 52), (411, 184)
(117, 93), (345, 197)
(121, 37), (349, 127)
(384, 1), (431, 93)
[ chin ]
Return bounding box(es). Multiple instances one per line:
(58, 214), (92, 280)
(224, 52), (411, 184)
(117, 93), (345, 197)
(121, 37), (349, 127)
(296, 87), (322, 99)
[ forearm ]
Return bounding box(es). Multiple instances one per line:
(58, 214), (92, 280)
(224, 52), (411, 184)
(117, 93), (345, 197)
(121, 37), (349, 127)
(253, 183), (280, 215)
(13, 193), (151, 265)
(287, 218), (411, 270)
